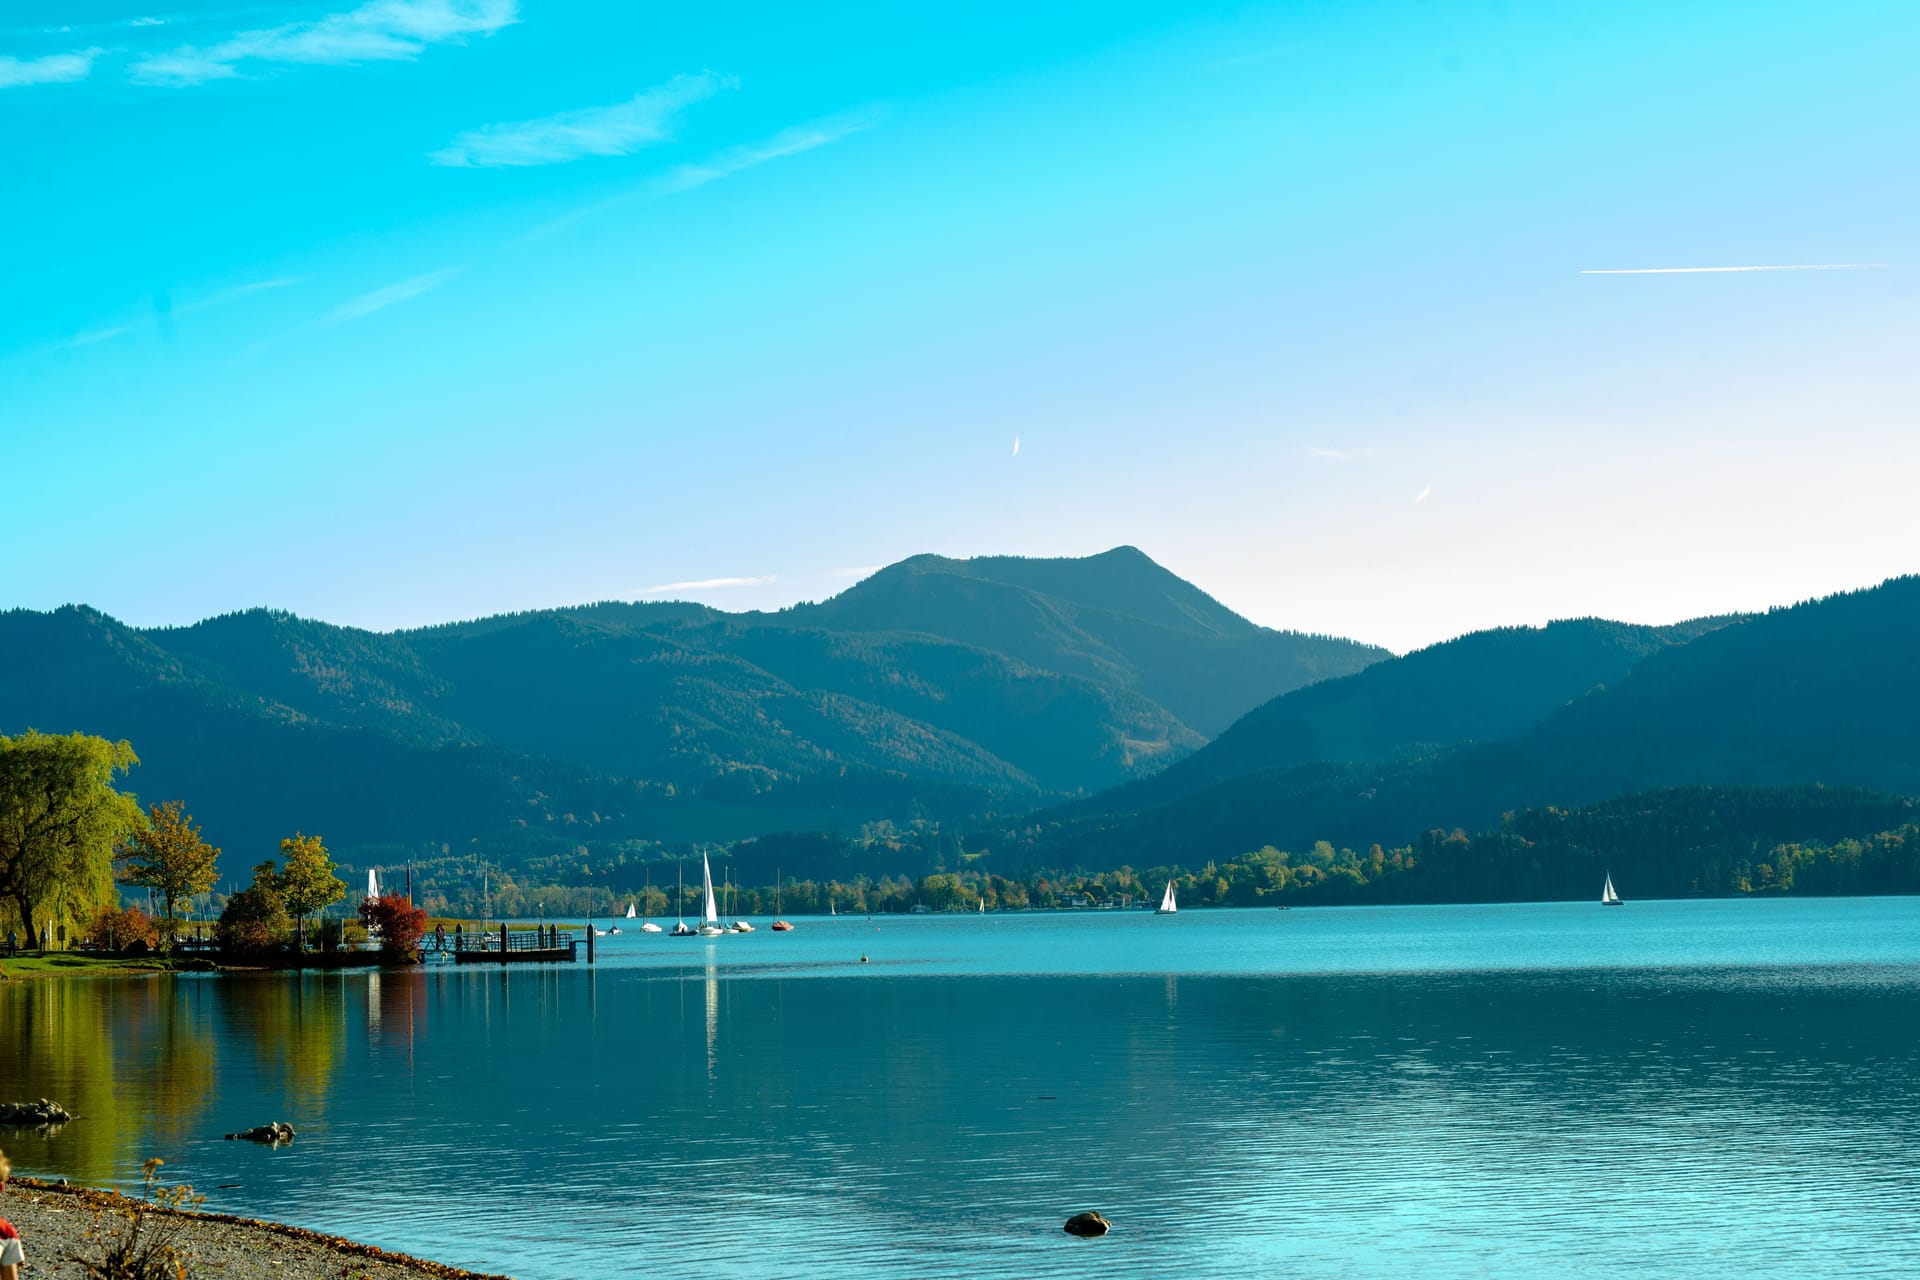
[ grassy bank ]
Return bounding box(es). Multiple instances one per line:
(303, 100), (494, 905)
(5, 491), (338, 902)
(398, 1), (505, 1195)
(0, 953), (195, 981)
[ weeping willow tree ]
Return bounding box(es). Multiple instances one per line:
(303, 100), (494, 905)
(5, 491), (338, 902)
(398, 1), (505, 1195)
(0, 730), (145, 946)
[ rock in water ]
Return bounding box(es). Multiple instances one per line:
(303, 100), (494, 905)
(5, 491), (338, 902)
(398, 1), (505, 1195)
(225, 1122), (297, 1144)
(0, 1099), (73, 1126)
(1064, 1211), (1111, 1237)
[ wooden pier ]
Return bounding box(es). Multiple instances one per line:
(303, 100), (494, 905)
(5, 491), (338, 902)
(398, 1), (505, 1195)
(445, 923), (586, 964)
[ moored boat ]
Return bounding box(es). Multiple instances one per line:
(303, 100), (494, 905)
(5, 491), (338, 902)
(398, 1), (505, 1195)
(771, 869), (794, 931)
(698, 853), (726, 936)
(671, 861), (702, 937)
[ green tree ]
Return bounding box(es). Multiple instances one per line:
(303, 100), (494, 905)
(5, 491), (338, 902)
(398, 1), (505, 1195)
(216, 861), (292, 957)
(117, 800), (221, 944)
(278, 832), (344, 951)
(0, 731), (145, 947)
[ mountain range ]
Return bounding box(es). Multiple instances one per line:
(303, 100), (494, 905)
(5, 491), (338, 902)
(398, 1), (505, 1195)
(0, 547), (1384, 859)
(9, 546), (1918, 896)
(1020, 575), (1920, 870)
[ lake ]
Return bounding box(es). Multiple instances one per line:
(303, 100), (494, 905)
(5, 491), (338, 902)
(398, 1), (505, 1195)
(5, 898), (1920, 1278)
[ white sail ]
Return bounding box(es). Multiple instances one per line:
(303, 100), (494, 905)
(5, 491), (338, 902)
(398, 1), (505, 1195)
(625, 901), (637, 919)
(1158, 879), (1177, 914)
(367, 868), (381, 900)
(701, 853), (720, 926)
(1601, 873), (1620, 905)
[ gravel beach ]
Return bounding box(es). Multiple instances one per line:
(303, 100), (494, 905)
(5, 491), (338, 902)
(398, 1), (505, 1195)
(1, 1178), (509, 1280)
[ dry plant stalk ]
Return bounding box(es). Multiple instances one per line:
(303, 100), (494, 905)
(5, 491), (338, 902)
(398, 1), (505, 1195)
(71, 1157), (206, 1280)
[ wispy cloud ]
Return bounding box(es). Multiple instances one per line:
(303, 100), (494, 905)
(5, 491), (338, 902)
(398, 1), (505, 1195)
(659, 107), (881, 194)
(1011, 435), (1021, 458)
(1306, 445), (1383, 461)
(522, 105), (885, 241)
(1580, 263), (1892, 275)
(433, 72), (732, 168)
(320, 267), (462, 326)
(53, 324), (133, 351)
(1201, 45), (1291, 71)
(1413, 484), (1433, 505)
(175, 275), (306, 316)
(131, 16), (168, 27)
(0, 47), (102, 88)
(643, 575), (776, 594)
(129, 0), (516, 86)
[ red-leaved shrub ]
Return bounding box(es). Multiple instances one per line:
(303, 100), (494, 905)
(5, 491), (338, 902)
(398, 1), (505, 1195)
(358, 894), (428, 963)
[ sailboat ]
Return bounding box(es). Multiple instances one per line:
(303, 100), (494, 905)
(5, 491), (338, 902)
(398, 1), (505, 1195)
(670, 862), (697, 936)
(721, 867), (752, 936)
(364, 868), (386, 939)
(639, 868), (663, 931)
(1601, 872), (1624, 906)
(697, 854), (726, 936)
(625, 901), (637, 919)
(771, 868), (794, 931)
(1156, 879), (1178, 915)
(977, 897), (985, 914)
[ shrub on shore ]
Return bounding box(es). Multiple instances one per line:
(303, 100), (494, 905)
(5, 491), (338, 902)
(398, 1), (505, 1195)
(359, 895), (428, 963)
(88, 907), (159, 953)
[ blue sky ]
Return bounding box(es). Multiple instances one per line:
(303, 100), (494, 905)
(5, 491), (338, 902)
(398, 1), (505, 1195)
(3, 0), (1916, 651)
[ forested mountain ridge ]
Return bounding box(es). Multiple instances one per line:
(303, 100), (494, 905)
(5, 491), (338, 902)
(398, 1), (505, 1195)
(784, 546), (1383, 736)
(1062, 614), (1741, 820)
(0, 548), (1384, 860)
(1025, 575), (1920, 870)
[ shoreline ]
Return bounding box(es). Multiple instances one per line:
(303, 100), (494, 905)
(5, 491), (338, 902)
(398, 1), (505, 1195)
(3, 1177), (509, 1279)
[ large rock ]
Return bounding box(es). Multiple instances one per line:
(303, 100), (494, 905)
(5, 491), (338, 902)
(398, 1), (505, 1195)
(224, 1122), (297, 1145)
(0, 1099), (72, 1127)
(1063, 1211), (1111, 1237)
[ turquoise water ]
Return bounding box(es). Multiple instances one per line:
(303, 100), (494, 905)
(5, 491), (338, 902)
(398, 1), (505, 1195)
(5, 898), (1920, 1278)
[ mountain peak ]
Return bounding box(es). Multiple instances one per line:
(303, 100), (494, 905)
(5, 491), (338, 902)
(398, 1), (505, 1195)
(834, 546), (1258, 640)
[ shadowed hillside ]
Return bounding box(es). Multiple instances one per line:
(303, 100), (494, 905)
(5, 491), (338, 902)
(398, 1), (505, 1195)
(1066, 614), (1737, 819)
(0, 548), (1384, 860)
(1024, 576), (1920, 870)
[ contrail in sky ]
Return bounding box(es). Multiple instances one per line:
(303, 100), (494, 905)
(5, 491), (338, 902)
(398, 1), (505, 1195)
(1580, 264), (1891, 275)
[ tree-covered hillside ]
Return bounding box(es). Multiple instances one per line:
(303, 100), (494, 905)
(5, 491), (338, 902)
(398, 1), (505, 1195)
(1065, 614), (1737, 819)
(1025, 576), (1920, 871)
(788, 546), (1384, 735)
(0, 547), (1383, 864)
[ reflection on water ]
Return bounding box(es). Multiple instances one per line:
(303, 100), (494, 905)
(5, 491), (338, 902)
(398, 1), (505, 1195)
(1, 901), (1919, 1278)
(706, 959), (719, 1081)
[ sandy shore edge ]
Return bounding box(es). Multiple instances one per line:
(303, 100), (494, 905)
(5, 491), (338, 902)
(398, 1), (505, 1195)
(4, 1177), (511, 1279)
